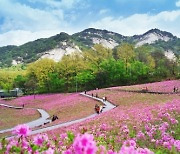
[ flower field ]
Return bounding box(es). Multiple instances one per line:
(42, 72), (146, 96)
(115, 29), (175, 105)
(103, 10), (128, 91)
(0, 80), (180, 153)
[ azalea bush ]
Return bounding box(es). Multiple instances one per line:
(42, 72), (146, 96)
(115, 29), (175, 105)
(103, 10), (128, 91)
(0, 125), (154, 154)
(1, 99), (179, 154)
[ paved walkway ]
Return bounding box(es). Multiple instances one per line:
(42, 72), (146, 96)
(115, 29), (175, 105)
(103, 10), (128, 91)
(0, 104), (51, 134)
(29, 93), (116, 135)
(1, 93), (116, 138)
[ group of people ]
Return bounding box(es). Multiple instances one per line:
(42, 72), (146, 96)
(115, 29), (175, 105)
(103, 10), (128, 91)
(173, 86), (178, 93)
(91, 93), (98, 98)
(142, 87), (148, 92)
(84, 89), (107, 114)
(102, 96), (107, 102)
(94, 104), (104, 114)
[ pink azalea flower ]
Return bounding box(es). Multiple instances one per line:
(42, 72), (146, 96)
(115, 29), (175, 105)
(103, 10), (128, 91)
(63, 149), (73, 154)
(13, 124), (31, 137)
(136, 147), (154, 154)
(73, 133), (97, 154)
(123, 139), (136, 147)
(33, 134), (48, 146)
(60, 133), (68, 140)
(174, 140), (180, 151)
(107, 149), (117, 154)
(42, 147), (54, 154)
(119, 145), (135, 154)
(137, 131), (145, 140)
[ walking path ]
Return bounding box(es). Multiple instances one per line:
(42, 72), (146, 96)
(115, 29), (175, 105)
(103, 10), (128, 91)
(0, 92), (116, 137)
(29, 93), (116, 135)
(0, 103), (23, 109)
(106, 88), (180, 95)
(0, 104), (51, 134)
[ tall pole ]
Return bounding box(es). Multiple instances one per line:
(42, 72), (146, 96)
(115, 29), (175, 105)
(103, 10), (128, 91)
(76, 75), (77, 92)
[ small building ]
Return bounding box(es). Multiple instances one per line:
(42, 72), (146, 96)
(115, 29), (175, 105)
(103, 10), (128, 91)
(0, 88), (23, 98)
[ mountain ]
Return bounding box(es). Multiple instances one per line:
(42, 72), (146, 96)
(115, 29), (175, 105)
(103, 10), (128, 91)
(133, 28), (176, 47)
(72, 28), (127, 49)
(0, 28), (179, 67)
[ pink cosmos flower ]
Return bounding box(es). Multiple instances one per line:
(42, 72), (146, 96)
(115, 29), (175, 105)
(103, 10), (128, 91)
(13, 124), (31, 137)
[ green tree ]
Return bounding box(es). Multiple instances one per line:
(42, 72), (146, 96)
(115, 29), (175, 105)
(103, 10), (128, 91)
(115, 43), (135, 74)
(13, 75), (27, 93)
(135, 46), (155, 71)
(48, 73), (65, 92)
(99, 58), (126, 86)
(83, 44), (113, 70)
(27, 58), (56, 93)
(57, 52), (87, 92)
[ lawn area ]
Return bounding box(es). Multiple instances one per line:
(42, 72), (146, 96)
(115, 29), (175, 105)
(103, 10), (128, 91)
(0, 106), (39, 130)
(88, 89), (180, 107)
(0, 93), (101, 128)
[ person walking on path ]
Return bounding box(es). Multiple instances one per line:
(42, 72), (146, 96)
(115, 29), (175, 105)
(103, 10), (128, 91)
(94, 104), (100, 114)
(173, 86), (176, 93)
(95, 93), (98, 98)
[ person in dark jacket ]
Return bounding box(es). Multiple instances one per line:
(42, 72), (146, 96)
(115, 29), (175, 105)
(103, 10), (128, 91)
(52, 115), (58, 122)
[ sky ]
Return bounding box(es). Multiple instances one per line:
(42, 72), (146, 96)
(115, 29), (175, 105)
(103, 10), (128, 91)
(0, 0), (180, 47)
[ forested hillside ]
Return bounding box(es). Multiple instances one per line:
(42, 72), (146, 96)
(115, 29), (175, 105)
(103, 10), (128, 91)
(0, 43), (179, 94)
(0, 28), (179, 67)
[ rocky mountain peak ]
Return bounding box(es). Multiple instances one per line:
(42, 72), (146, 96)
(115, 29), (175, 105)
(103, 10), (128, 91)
(143, 28), (175, 39)
(134, 28), (176, 47)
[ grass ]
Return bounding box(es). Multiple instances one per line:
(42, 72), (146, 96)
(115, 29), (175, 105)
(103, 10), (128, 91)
(0, 106), (39, 130)
(0, 93), (101, 136)
(88, 89), (179, 108)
